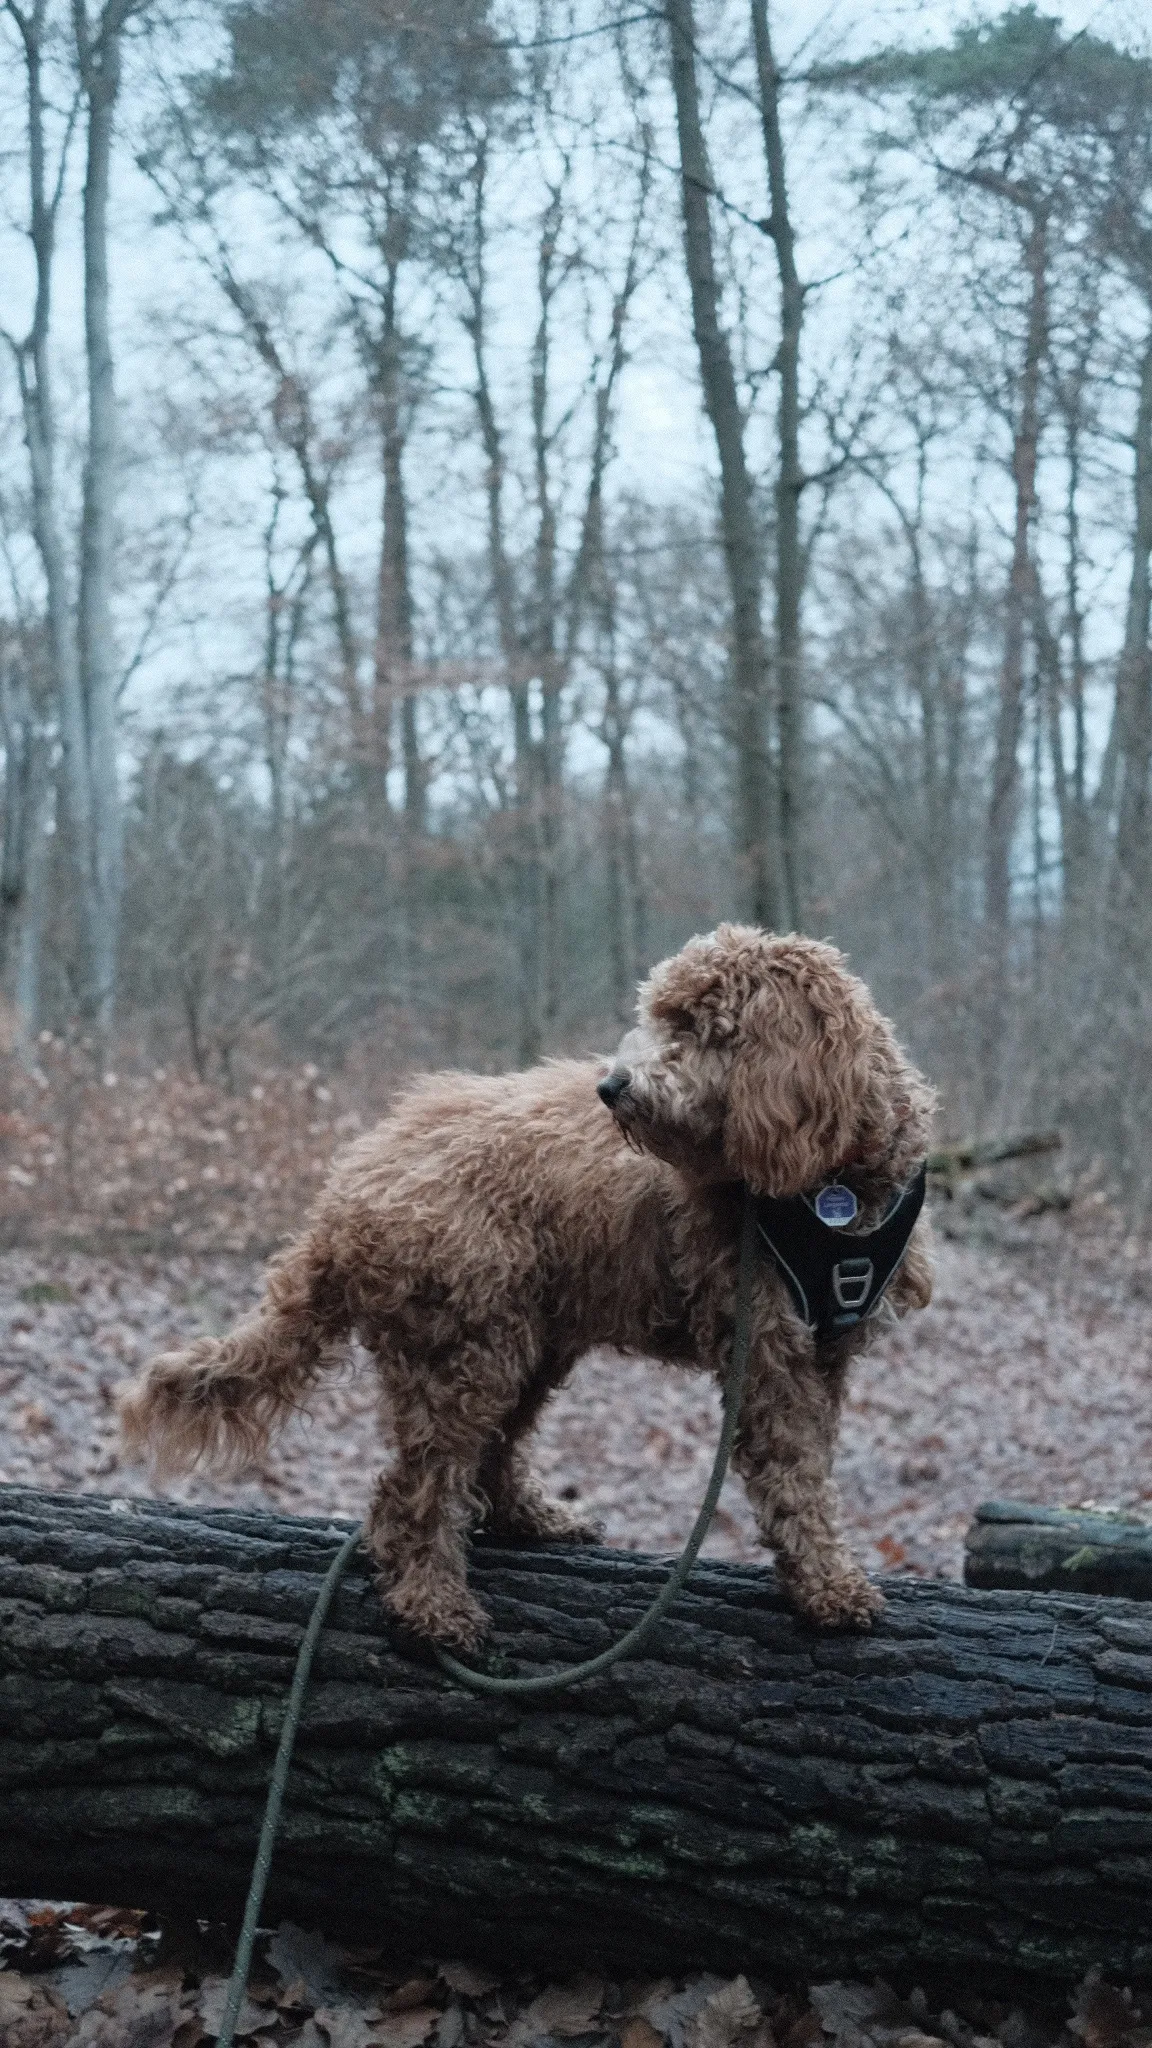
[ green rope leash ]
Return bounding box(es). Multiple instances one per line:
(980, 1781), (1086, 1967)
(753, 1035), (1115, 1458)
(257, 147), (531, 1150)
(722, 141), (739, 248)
(215, 1522), (362, 2048)
(216, 1196), (758, 2048)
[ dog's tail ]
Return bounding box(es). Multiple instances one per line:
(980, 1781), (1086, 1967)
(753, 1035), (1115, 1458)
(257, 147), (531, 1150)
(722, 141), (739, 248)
(119, 1238), (349, 1478)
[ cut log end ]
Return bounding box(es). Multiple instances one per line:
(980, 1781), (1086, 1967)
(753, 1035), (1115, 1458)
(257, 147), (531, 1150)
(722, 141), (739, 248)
(965, 1498), (1152, 1598)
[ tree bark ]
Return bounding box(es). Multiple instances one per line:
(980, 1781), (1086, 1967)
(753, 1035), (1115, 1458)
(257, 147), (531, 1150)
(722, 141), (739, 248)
(459, 132), (542, 1068)
(0, 651), (51, 1048)
(966, 1501), (1152, 1600)
(665, 0), (780, 929)
(74, 0), (128, 1041)
(1112, 330), (1152, 902)
(4, 1486), (1152, 1992)
(530, 185), (566, 1039)
(5, 0), (101, 1027)
(374, 256), (422, 841)
(751, 0), (803, 931)
(981, 197), (1048, 1096)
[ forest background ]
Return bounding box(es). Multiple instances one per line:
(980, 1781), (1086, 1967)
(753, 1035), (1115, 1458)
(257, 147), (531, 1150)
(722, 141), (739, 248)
(4, 0), (1152, 1227)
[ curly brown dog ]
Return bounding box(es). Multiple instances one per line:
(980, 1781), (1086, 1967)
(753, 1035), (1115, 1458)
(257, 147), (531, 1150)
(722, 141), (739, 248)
(120, 924), (935, 1648)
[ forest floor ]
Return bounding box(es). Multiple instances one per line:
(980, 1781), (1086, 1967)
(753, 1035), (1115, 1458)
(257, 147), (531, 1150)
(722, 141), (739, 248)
(1, 1205), (1150, 1582)
(3, 1054), (1152, 2043)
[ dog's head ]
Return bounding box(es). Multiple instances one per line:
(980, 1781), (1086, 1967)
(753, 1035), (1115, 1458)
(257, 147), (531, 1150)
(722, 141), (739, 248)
(598, 924), (935, 1199)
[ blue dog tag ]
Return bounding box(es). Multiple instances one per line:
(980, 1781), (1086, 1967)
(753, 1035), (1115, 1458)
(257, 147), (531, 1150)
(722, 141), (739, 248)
(813, 1183), (858, 1228)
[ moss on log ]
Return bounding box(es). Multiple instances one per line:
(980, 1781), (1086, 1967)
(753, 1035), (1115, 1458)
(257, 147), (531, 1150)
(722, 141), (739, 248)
(966, 1500), (1152, 1599)
(2, 1485), (1152, 1992)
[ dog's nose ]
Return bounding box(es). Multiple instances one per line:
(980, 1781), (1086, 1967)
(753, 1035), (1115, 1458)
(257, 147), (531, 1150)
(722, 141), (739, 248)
(598, 1068), (632, 1108)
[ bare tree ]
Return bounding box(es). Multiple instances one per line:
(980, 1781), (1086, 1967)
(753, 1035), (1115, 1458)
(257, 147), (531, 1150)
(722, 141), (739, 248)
(750, 0), (803, 927)
(664, 0), (780, 928)
(3, 0), (143, 1039)
(0, 627), (53, 1045)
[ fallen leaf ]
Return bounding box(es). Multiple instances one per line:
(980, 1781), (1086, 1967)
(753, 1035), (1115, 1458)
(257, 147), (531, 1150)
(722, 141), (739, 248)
(197, 1977), (279, 2038)
(316, 2010), (387, 2048)
(367, 2005), (443, 2048)
(642, 1980), (727, 2048)
(507, 1975), (606, 2047)
(278, 1976), (319, 2013)
(688, 1979), (762, 2048)
(67, 1907), (150, 1943)
(622, 2021), (667, 2048)
(383, 1979), (441, 2014)
(47, 1947), (134, 2015)
(1070, 1977), (1138, 2048)
(438, 1965), (502, 2001)
(0, 1974), (71, 2048)
(777, 2011), (821, 2048)
(4, 1906), (73, 1972)
(437, 2003), (466, 2048)
(69, 1976), (196, 2048)
(267, 1922), (347, 2005)
(810, 1985), (890, 2048)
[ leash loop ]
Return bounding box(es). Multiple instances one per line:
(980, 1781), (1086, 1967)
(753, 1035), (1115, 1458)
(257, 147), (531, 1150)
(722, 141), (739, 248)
(216, 1194), (759, 2047)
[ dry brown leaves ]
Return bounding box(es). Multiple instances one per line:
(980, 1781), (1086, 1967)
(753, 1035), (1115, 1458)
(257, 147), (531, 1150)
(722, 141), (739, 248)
(0, 1908), (1149, 2048)
(5, 1199), (1152, 1576)
(0, 1043), (393, 1256)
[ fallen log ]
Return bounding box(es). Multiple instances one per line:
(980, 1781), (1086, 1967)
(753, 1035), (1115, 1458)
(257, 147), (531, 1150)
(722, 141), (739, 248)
(3, 1485), (1152, 1994)
(926, 1131), (1062, 1177)
(966, 1499), (1152, 1599)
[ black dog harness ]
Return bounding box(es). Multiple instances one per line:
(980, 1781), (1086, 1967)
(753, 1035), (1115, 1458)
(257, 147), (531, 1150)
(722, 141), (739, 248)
(752, 1161), (927, 1339)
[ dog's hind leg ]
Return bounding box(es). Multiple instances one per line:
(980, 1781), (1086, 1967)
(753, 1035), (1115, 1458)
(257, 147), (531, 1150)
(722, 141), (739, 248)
(477, 1352), (603, 1546)
(365, 1332), (536, 1649)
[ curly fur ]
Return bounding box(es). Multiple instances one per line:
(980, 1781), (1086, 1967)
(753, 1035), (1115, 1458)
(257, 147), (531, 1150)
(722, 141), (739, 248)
(120, 925), (936, 1648)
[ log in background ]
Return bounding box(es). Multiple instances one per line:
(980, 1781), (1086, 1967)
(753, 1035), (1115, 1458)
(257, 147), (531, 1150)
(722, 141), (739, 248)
(2, 1486), (1152, 1993)
(966, 1501), (1152, 1600)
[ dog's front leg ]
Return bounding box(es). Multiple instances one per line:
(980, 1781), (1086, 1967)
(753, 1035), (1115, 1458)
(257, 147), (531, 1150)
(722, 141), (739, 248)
(732, 1337), (883, 1629)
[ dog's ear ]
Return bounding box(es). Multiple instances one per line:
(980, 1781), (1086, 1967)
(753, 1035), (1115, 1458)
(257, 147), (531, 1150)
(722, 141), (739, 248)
(643, 924), (765, 1047)
(723, 955), (879, 1196)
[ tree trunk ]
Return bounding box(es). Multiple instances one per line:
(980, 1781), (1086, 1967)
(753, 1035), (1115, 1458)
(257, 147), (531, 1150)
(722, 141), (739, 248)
(982, 200), (1048, 1101)
(601, 623), (644, 1028)
(461, 145), (541, 1067)
(217, 267), (362, 752)
(751, 0), (803, 931)
(1055, 377), (1092, 907)
(75, 0), (127, 1041)
(4, 1485), (1152, 1992)
(665, 0), (780, 929)
(9, 0), (100, 1030)
(1111, 329), (1152, 902)
(531, 188), (565, 1040)
(966, 1501), (1152, 1600)
(373, 258), (424, 1013)
(0, 657), (51, 1049)
(375, 264), (422, 840)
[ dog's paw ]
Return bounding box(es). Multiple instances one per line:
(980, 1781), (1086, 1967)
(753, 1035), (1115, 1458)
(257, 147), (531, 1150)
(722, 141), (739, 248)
(782, 1565), (885, 1631)
(382, 1571), (490, 1651)
(491, 1494), (604, 1547)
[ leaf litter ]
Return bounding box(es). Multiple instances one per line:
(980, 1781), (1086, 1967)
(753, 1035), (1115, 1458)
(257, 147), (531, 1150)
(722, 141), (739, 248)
(0, 1917), (1147, 2048)
(4, 1197), (1152, 1579)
